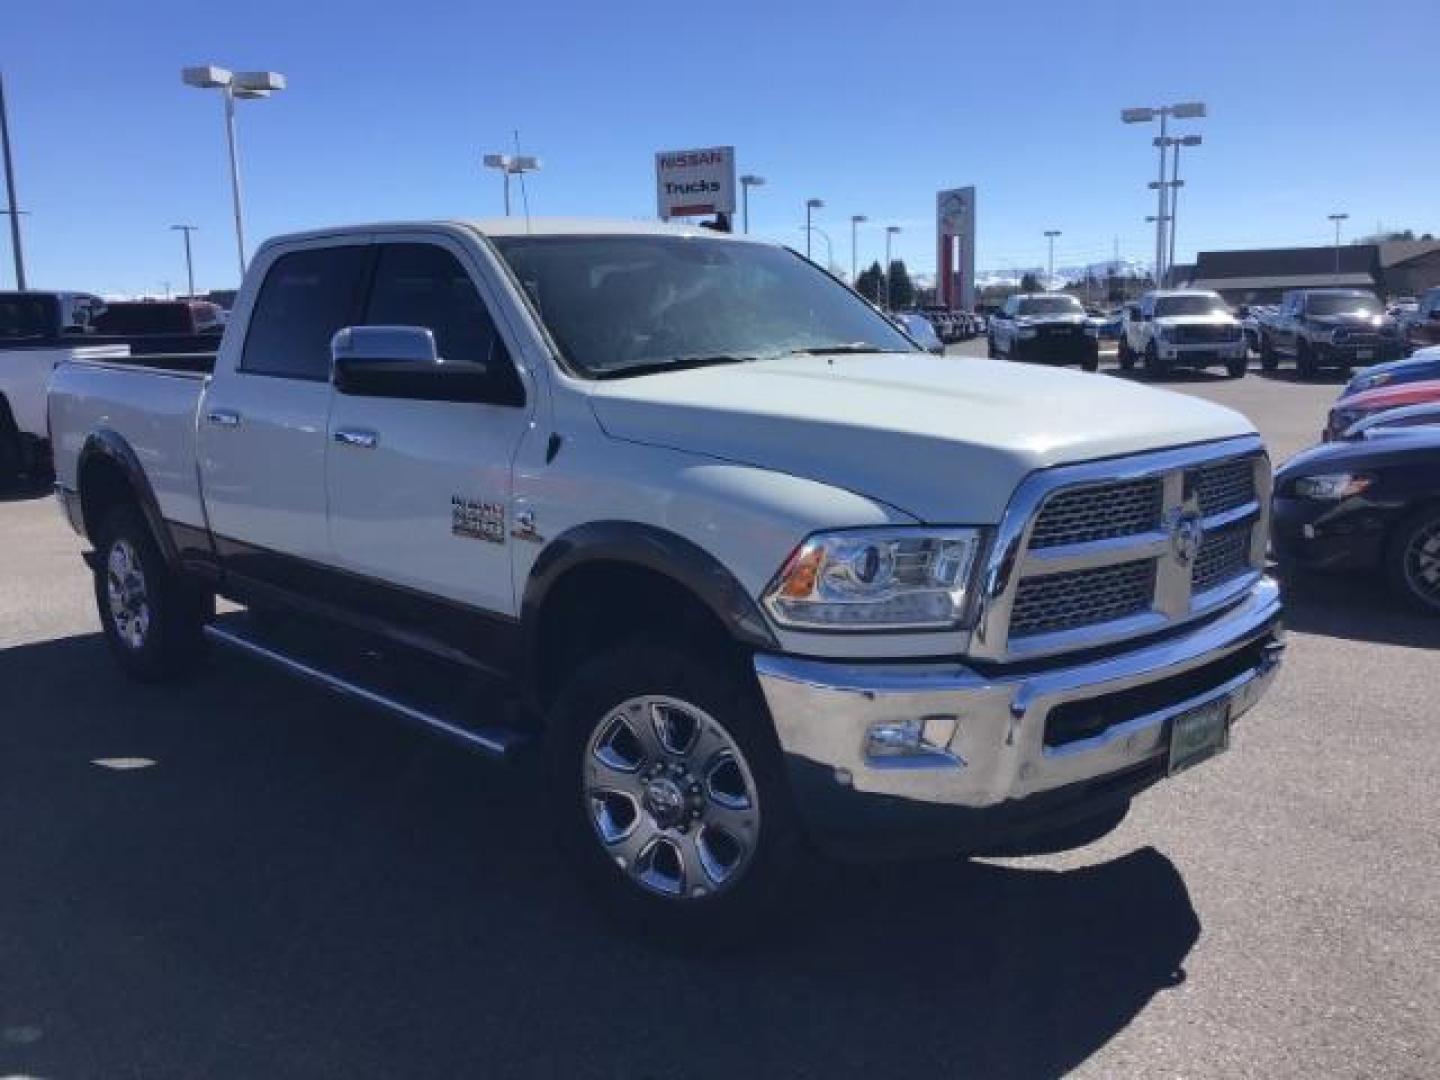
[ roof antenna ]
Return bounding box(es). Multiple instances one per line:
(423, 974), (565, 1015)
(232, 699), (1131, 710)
(513, 129), (533, 233)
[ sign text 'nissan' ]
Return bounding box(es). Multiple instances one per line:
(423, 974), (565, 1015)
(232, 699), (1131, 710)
(656, 146), (736, 219)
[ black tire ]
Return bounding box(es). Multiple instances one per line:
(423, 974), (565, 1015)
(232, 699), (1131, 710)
(546, 638), (805, 941)
(1386, 505), (1440, 615)
(0, 397), (23, 493)
(1260, 334), (1278, 372)
(1296, 340), (1318, 380)
(1226, 357), (1248, 378)
(93, 505), (212, 682)
(1081, 349), (1100, 373)
(1117, 338), (1135, 371)
(986, 334), (997, 359)
(1144, 342), (1169, 380)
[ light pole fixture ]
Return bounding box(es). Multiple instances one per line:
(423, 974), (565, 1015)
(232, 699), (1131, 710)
(804, 198), (824, 260)
(1123, 101), (1205, 287)
(884, 225), (902, 309)
(482, 153), (541, 217)
(1043, 230), (1062, 286)
(739, 174), (765, 234)
(0, 72), (28, 290)
(182, 65), (285, 279)
(849, 214), (867, 284)
(171, 224), (199, 298)
(1162, 134), (1202, 283)
(1328, 212), (1350, 279)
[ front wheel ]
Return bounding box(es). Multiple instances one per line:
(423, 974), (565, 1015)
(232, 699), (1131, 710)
(1144, 342), (1169, 379)
(547, 639), (804, 938)
(1387, 507), (1440, 615)
(1260, 334), (1278, 371)
(1296, 340), (1318, 380)
(1081, 349), (1100, 373)
(1227, 357), (1248, 378)
(94, 506), (212, 681)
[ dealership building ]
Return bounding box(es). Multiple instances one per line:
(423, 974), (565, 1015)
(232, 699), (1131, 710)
(1188, 240), (1440, 303)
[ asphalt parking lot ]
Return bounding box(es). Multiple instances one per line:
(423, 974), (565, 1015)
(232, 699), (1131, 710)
(2, 348), (1437, 1079)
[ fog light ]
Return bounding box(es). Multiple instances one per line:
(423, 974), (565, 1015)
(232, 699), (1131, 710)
(866, 715), (961, 765)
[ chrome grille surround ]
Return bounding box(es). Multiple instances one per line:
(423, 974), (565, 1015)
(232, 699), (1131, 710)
(1029, 478), (1163, 549)
(970, 435), (1270, 662)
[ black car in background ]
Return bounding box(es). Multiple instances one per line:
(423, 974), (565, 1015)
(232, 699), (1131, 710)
(1272, 404), (1440, 613)
(1260, 289), (1406, 377)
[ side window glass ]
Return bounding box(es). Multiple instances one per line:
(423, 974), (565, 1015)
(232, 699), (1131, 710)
(241, 246), (369, 379)
(365, 244), (508, 370)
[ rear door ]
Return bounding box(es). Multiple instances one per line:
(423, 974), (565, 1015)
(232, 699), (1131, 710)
(199, 239), (370, 568)
(325, 237), (533, 620)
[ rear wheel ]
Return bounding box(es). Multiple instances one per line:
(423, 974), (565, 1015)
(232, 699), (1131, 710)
(1260, 334), (1278, 372)
(1296, 340), (1318, 380)
(1144, 342), (1169, 379)
(1117, 338), (1135, 371)
(547, 639), (804, 939)
(1387, 506), (1440, 615)
(94, 506), (212, 681)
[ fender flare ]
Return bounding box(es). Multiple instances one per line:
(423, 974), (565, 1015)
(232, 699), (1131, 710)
(76, 429), (179, 564)
(519, 521), (779, 689)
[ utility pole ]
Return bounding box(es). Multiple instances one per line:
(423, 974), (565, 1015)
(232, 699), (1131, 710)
(0, 72), (28, 290)
(171, 225), (198, 298)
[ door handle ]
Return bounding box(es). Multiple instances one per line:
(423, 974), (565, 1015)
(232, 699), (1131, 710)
(206, 408), (241, 427)
(333, 428), (378, 449)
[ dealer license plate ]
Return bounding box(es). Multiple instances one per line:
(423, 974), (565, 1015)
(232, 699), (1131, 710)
(1168, 698), (1231, 775)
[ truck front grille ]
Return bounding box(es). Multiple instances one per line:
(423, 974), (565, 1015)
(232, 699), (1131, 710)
(1010, 559), (1157, 638)
(1192, 520), (1253, 594)
(1187, 458), (1256, 517)
(1028, 478), (1163, 549)
(1175, 324), (1241, 344)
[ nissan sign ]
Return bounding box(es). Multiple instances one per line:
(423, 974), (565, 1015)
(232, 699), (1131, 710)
(656, 146), (736, 219)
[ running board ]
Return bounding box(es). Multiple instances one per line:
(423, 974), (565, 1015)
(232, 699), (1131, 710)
(204, 622), (531, 759)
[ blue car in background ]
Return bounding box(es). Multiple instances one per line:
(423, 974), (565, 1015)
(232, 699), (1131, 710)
(1342, 347), (1440, 397)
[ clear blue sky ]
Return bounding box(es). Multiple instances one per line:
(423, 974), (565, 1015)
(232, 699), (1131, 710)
(4, 0), (1434, 295)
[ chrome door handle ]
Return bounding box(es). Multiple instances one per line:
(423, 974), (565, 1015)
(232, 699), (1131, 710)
(206, 408), (241, 427)
(333, 428), (378, 449)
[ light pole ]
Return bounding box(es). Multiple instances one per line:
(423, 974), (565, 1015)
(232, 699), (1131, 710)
(884, 225), (902, 309)
(739, 174), (765, 234)
(1164, 134), (1202, 283)
(804, 198), (824, 260)
(1328, 212), (1349, 280)
(1122, 101), (1205, 287)
(849, 214), (867, 284)
(182, 66), (285, 279)
(1044, 229), (1061, 286)
(0, 72), (28, 290)
(171, 225), (198, 298)
(483, 153), (541, 216)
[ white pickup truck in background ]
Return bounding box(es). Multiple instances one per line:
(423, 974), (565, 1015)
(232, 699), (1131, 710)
(48, 219), (1284, 934)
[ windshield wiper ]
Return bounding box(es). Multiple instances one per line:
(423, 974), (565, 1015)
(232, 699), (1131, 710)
(783, 342), (895, 356)
(593, 354), (756, 380)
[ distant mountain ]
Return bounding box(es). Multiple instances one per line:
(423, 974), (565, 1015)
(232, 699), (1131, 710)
(977, 257), (1151, 289)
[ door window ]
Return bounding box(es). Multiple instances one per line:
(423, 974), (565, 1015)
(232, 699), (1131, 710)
(240, 245), (370, 380)
(363, 244), (520, 403)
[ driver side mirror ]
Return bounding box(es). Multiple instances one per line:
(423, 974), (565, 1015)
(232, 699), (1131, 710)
(331, 325), (520, 406)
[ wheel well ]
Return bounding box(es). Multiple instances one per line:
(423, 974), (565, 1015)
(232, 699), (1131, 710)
(531, 561), (745, 710)
(78, 454), (139, 544)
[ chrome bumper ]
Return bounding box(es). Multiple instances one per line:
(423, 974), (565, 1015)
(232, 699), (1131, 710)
(755, 577), (1284, 859)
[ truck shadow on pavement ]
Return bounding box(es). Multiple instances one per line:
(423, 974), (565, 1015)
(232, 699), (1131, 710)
(1280, 572), (1440, 648)
(1, 632), (1201, 1080)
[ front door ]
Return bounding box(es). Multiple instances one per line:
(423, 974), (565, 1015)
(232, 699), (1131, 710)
(325, 238), (533, 623)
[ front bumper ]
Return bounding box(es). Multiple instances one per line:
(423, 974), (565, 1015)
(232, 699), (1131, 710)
(1012, 331), (1097, 364)
(1157, 341), (1246, 364)
(755, 577), (1284, 860)
(1313, 340), (1404, 366)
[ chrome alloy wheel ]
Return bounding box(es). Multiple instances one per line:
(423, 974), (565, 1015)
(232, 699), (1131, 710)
(584, 696), (762, 901)
(1403, 519), (1440, 609)
(106, 539), (151, 650)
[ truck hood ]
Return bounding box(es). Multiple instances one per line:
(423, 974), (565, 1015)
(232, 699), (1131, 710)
(587, 354), (1254, 522)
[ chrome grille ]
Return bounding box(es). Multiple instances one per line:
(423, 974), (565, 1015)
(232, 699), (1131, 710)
(1187, 458), (1256, 517)
(1011, 560), (1156, 638)
(1175, 324), (1241, 344)
(1192, 521), (1252, 593)
(971, 436), (1271, 662)
(1028, 478), (1163, 549)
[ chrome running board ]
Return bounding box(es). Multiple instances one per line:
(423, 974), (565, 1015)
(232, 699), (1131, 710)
(204, 622), (530, 759)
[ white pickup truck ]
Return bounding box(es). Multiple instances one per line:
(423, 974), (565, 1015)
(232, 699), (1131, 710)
(1117, 289), (1249, 379)
(50, 219), (1284, 932)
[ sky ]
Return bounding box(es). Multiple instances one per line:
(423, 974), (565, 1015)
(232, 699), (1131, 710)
(2, 0), (1436, 296)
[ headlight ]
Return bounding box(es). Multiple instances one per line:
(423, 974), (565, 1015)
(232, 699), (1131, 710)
(1293, 473), (1372, 500)
(763, 528), (984, 630)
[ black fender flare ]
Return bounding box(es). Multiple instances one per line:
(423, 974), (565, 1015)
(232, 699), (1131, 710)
(519, 521), (779, 693)
(76, 429), (179, 564)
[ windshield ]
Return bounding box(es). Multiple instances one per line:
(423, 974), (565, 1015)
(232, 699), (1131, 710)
(1155, 295), (1229, 318)
(1016, 296), (1083, 316)
(1306, 294), (1382, 317)
(491, 235), (916, 377)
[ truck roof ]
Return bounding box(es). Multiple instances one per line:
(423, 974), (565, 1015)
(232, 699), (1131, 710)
(259, 217), (763, 251)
